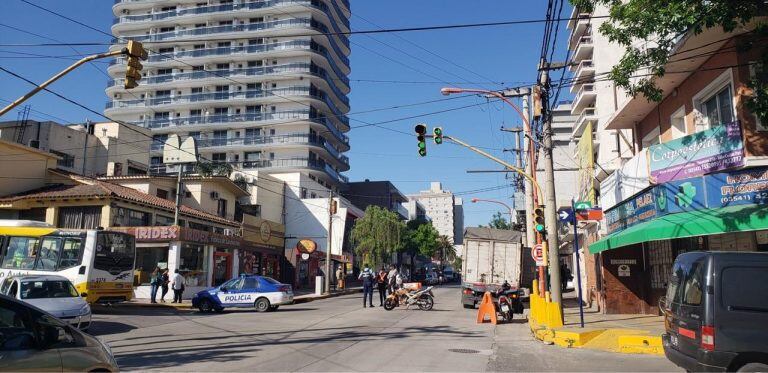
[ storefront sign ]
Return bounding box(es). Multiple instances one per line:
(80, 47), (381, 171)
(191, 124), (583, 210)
(605, 189), (663, 234)
(660, 176), (707, 214)
(705, 167), (768, 208)
(648, 121), (744, 184)
(297, 239), (317, 253)
(111, 226), (244, 249)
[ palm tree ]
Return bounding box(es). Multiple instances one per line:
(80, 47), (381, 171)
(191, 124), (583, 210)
(436, 235), (456, 270)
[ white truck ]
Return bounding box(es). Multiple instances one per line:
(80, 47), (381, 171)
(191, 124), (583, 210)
(461, 227), (525, 309)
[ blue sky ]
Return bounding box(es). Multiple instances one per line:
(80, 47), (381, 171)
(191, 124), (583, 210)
(0, 0), (572, 228)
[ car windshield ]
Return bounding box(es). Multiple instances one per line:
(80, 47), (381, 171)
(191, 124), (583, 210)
(261, 277), (280, 285)
(20, 280), (79, 299)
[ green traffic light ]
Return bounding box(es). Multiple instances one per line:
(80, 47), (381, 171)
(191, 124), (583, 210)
(418, 142), (426, 149)
(434, 137), (443, 144)
(418, 148), (427, 157)
(535, 224), (545, 232)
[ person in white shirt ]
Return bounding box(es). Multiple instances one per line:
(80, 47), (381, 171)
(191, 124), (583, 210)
(171, 269), (185, 303)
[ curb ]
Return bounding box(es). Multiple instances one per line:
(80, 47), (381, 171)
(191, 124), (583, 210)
(529, 319), (663, 355)
(106, 288), (363, 310)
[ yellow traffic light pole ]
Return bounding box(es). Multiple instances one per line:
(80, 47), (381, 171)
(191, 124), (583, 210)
(0, 41), (147, 117)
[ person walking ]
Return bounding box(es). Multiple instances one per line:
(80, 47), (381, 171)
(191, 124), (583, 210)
(159, 268), (170, 303)
(335, 266), (344, 290)
(171, 269), (185, 303)
(149, 267), (161, 304)
(376, 268), (388, 307)
(358, 264), (375, 308)
(387, 265), (398, 294)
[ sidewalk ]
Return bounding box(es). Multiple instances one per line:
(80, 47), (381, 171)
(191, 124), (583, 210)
(529, 290), (665, 355)
(112, 287), (362, 311)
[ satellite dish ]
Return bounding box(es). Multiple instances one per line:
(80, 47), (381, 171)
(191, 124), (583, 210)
(163, 134), (198, 164)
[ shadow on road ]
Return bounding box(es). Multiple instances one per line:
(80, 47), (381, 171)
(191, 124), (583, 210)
(88, 321), (138, 336)
(113, 323), (484, 370)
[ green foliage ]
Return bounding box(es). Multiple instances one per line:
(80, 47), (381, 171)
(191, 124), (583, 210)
(570, 0), (767, 119)
(195, 161), (233, 177)
(486, 211), (511, 230)
(350, 206), (405, 264)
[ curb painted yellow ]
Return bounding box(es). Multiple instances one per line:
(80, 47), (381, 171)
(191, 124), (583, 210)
(618, 334), (664, 355)
(552, 329), (604, 348)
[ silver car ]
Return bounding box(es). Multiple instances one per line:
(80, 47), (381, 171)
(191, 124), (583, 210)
(0, 294), (118, 371)
(1, 275), (92, 330)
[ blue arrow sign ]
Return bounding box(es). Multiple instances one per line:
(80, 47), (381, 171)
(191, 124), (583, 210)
(557, 207), (574, 224)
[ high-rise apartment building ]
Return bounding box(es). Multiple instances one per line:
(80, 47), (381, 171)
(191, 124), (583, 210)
(106, 0), (351, 194)
(407, 182), (464, 245)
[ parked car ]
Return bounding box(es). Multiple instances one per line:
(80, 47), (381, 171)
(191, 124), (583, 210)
(0, 275), (91, 330)
(0, 294), (118, 371)
(662, 251), (768, 372)
(192, 274), (293, 313)
(424, 273), (439, 285)
(443, 269), (455, 282)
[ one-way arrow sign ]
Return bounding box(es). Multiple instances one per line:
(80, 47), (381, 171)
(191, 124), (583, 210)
(557, 207), (575, 224)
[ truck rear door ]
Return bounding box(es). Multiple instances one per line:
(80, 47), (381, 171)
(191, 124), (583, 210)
(666, 254), (706, 358)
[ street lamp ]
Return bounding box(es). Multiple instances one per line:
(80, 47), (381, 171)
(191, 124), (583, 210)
(470, 198), (515, 226)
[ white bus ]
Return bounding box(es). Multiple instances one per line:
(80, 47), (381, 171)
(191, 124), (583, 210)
(0, 220), (136, 304)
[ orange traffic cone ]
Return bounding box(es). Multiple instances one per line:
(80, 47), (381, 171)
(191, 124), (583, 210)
(476, 291), (498, 324)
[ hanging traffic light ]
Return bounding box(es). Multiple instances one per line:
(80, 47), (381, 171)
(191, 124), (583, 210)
(123, 40), (148, 89)
(415, 123), (427, 157)
(533, 207), (546, 233)
(433, 127), (443, 145)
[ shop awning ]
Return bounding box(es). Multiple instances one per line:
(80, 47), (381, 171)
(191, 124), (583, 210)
(589, 204), (768, 254)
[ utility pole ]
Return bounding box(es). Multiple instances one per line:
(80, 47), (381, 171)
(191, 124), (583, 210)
(539, 68), (563, 305)
(325, 189), (335, 294)
(521, 96), (536, 252)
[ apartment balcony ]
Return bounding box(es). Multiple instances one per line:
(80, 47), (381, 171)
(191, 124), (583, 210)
(571, 36), (594, 62)
(108, 40), (349, 93)
(567, 9), (591, 48)
(134, 110), (349, 149)
(150, 157), (347, 183)
(113, 18), (349, 71)
(569, 60), (595, 94)
(106, 62), (349, 110)
(572, 107), (597, 138)
(571, 84), (596, 114)
(105, 86), (348, 125)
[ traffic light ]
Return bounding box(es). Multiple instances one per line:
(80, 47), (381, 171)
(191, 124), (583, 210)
(123, 40), (148, 89)
(433, 127), (443, 145)
(533, 207), (546, 233)
(415, 123), (427, 157)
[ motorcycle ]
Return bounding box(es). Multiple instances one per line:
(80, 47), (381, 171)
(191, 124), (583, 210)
(494, 282), (522, 322)
(384, 286), (435, 311)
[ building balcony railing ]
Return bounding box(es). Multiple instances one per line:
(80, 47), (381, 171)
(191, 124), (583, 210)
(572, 107), (597, 137)
(150, 157), (347, 183)
(109, 39), (349, 90)
(114, 17), (349, 67)
(569, 60), (595, 93)
(106, 86), (348, 124)
(113, 0), (350, 43)
(572, 84), (596, 113)
(571, 36), (594, 61)
(134, 110), (349, 146)
(188, 133), (348, 165)
(107, 62), (349, 108)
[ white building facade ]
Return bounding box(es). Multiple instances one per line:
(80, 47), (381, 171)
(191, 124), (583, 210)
(106, 0), (351, 196)
(407, 182), (464, 245)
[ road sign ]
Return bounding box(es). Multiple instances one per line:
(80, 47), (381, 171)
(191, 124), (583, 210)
(574, 201), (593, 210)
(531, 244), (545, 266)
(576, 207), (604, 222)
(557, 207), (574, 224)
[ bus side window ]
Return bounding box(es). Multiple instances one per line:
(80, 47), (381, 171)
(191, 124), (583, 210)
(58, 239), (82, 269)
(35, 238), (61, 271)
(1, 237), (39, 270)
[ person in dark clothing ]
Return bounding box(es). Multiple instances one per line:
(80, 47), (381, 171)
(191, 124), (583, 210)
(159, 268), (170, 303)
(358, 264), (375, 308)
(560, 262), (572, 291)
(376, 268), (388, 307)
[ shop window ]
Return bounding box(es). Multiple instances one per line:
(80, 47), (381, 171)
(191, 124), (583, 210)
(1, 237), (39, 270)
(134, 247), (169, 286)
(238, 249), (261, 275)
(180, 244), (208, 287)
(58, 206), (101, 229)
(112, 207), (152, 227)
(155, 215), (174, 226)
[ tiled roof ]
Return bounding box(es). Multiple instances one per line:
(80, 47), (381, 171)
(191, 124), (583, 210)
(0, 180), (239, 227)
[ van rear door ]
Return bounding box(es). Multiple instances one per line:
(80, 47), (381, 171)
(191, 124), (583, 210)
(716, 255), (768, 353)
(666, 253), (707, 357)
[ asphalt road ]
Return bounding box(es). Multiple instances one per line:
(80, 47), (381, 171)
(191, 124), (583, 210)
(89, 286), (680, 372)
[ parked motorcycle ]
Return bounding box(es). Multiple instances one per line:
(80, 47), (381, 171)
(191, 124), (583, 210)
(384, 286), (435, 311)
(494, 282), (522, 322)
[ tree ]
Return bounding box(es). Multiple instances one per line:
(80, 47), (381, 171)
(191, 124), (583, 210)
(570, 0), (768, 122)
(399, 219), (440, 275)
(436, 235), (457, 270)
(195, 161), (233, 177)
(350, 206), (405, 266)
(485, 211), (511, 230)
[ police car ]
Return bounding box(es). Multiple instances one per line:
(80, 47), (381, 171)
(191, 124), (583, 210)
(191, 275), (293, 313)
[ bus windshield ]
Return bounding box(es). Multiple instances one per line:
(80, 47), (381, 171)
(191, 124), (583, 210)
(93, 232), (135, 276)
